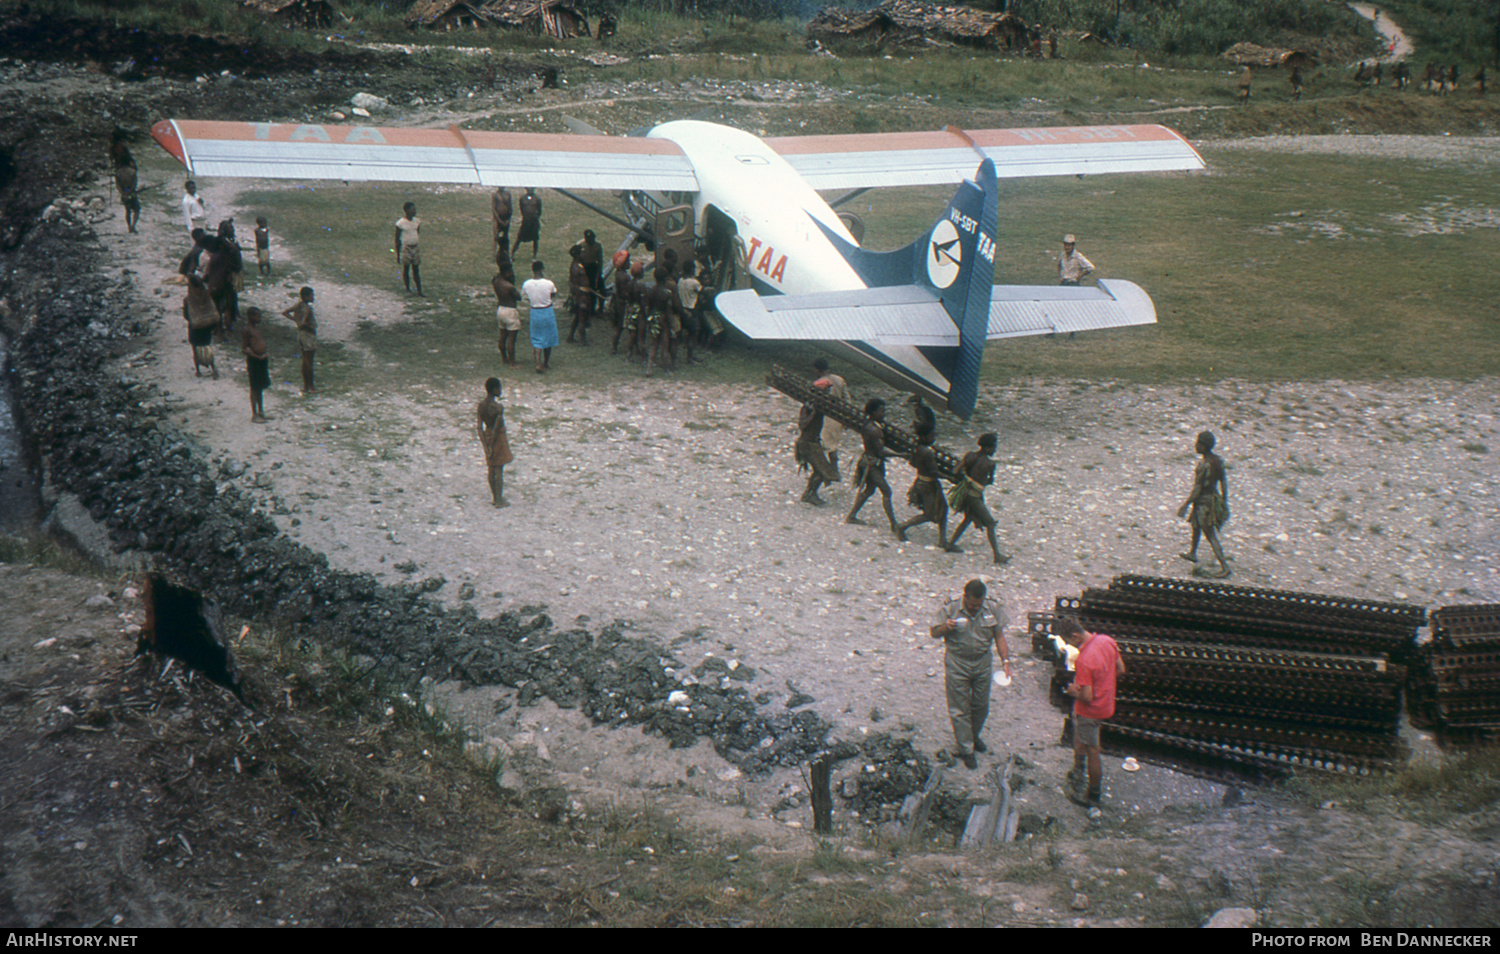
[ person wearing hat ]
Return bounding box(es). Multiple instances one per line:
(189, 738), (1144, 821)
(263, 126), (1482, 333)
(1057, 234), (1094, 286)
(906, 392), (936, 437)
(930, 579), (1012, 769)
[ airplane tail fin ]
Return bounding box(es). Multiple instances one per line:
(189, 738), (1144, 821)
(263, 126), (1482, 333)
(815, 160), (999, 419)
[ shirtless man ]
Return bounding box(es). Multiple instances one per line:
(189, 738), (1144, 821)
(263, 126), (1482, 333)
(645, 265), (683, 373)
(907, 393), (936, 438)
(609, 255), (634, 354)
(254, 217), (272, 276)
(566, 244), (590, 345)
(491, 186), (512, 261)
(242, 307), (270, 423)
(492, 263), (521, 366)
(394, 202), (423, 296)
(948, 433), (1009, 565)
(512, 187), (542, 262)
(109, 129), (139, 233)
(184, 274), (219, 379)
(1177, 430), (1231, 578)
(845, 398), (903, 533)
(283, 286), (318, 393)
(896, 423), (956, 550)
(795, 400), (840, 506)
(476, 377), (514, 508)
(179, 229), (210, 278)
(621, 261), (650, 362)
(580, 229), (604, 320)
(202, 220), (242, 333)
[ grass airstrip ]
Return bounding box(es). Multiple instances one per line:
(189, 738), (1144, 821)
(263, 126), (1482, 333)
(160, 137), (1497, 405)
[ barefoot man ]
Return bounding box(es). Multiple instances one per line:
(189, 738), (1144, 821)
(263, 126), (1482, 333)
(795, 398), (839, 506)
(477, 377), (514, 507)
(492, 262), (521, 367)
(948, 433), (1009, 565)
(282, 285), (317, 393)
(896, 423), (956, 550)
(242, 306), (270, 423)
(1177, 430), (1231, 578)
(845, 398), (903, 533)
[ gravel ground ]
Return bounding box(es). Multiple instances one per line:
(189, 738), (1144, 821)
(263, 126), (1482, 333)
(1204, 134), (1500, 163)
(99, 153), (1500, 833)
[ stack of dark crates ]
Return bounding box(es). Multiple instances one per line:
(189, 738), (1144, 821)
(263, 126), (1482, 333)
(1407, 605), (1500, 744)
(1030, 575), (1424, 782)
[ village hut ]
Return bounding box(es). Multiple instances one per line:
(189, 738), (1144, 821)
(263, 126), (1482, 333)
(1222, 41), (1316, 70)
(483, 0), (591, 38)
(809, 0), (1027, 52)
(240, 0), (337, 29)
(405, 0), (493, 30)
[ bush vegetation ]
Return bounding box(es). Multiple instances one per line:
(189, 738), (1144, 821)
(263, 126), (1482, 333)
(1005, 0), (1372, 56)
(29, 0), (1497, 70)
(1374, 0), (1500, 65)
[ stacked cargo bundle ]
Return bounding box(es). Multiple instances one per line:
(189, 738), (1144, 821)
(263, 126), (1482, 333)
(766, 365), (965, 480)
(1408, 605), (1500, 744)
(1031, 575), (1425, 782)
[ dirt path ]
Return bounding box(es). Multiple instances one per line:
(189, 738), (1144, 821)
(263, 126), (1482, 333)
(1349, 3), (1414, 62)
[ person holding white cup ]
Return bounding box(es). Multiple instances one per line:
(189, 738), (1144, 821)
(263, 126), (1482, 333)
(930, 579), (1012, 769)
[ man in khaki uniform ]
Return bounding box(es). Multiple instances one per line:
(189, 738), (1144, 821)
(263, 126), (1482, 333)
(930, 579), (1013, 769)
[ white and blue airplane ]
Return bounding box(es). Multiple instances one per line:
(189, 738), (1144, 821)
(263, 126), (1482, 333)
(152, 117), (1203, 418)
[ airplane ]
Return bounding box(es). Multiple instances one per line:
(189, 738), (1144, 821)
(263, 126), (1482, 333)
(150, 117), (1204, 418)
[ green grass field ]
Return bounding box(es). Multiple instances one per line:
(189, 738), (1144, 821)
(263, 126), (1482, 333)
(222, 142), (1499, 399)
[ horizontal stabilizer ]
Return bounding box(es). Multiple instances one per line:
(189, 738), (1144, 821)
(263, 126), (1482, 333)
(716, 286), (955, 347)
(987, 279), (1158, 338)
(717, 278), (1157, 346)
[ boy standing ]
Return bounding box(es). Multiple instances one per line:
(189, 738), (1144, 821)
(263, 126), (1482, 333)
(282, 286), (318, 393)
(254, 217), (271, 276)
(242, 307), (270, 422)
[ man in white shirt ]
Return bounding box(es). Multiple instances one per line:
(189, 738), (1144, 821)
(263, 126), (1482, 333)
(180, 181), (207, 239)
(1057, 234), (1094, 285)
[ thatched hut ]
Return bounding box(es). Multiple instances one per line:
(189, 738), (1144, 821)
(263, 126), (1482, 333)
(405, 0), (493, 30)
(809, 0), (1027, 51)
(483, 0), (591, 38)
(1223, 41), (1316, 70)
(807, 6), (893, 47)
(240, 0), (337, 29)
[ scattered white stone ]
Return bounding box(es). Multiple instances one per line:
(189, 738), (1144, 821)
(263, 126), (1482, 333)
(350, 92), (389, 112)
(1204, 907), (1258, 929)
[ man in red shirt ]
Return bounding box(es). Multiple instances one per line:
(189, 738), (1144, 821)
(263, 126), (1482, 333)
(1060, 616), (1125, 809)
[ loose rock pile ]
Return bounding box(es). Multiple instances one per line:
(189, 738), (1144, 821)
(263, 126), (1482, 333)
(6, 180), (862, 779)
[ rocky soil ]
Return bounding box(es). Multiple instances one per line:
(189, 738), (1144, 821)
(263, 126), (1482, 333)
(2, 13), (1498, 927)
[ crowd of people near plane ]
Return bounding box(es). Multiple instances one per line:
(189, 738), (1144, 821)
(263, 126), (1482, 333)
(114, 131), (312, 423)
(486, 185), (731, 376)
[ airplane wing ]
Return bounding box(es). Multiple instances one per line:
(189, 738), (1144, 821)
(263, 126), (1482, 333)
(152, 120), (1198, 193)
(716, 279), (1157, 344)
(150, 120), (700, 192)
(764, 124), (1204, 190)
